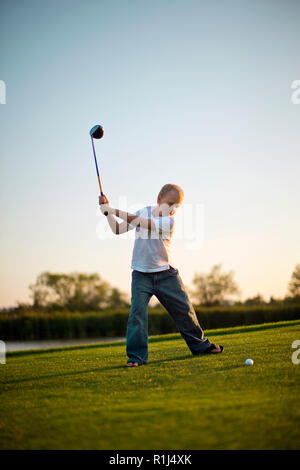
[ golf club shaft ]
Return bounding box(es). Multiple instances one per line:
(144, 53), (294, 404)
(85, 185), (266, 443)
(90, 136), (108, 216)
(91, 136), (104, 194)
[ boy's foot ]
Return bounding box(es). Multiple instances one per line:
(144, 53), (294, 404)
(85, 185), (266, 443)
(203, 343), (224, 354)
(125, 362), (140, 367)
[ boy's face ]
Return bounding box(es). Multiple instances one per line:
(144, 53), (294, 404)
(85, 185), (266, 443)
(157, 191), (182, 216)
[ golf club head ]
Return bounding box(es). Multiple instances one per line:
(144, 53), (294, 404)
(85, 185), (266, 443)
(90, 124), (104, 139)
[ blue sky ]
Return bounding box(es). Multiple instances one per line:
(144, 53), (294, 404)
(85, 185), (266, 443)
(0, 0), (299, 306)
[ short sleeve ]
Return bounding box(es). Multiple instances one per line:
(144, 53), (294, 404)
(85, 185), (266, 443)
(152, 216), (174, 237)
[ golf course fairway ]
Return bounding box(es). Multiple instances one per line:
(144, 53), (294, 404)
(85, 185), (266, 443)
(1, 320), (300, 449)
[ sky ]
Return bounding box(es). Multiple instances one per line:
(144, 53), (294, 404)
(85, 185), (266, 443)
(0, 0), (299, 307)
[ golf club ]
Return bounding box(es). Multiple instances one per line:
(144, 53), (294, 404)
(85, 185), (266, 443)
(89, 124), (108, 216)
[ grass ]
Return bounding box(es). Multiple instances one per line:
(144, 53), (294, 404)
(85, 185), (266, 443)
(1, 320), (300, 450)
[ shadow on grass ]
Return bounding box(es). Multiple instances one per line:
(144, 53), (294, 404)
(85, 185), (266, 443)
(3, 353), (236, 385)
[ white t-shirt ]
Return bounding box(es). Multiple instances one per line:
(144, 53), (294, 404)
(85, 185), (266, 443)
(130, 205), (175, 273)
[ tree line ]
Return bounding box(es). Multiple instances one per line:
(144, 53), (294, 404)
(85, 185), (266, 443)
(191, 263), (300, 306)
(28, 272), (129, 311)
(2, 263), (299, 313)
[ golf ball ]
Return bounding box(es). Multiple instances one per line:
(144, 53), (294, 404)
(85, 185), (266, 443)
(245, 358), (254, 366)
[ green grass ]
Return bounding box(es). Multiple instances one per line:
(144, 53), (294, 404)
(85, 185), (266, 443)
(1, 320), (300, 450)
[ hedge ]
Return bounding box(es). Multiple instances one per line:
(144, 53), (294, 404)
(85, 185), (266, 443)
(0, 305), (300, 341)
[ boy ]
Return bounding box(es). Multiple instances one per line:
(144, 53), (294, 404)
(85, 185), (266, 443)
(99, 184), (223, 367)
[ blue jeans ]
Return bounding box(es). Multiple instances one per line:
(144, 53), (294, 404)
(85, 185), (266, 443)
(126, 267), (211, 364)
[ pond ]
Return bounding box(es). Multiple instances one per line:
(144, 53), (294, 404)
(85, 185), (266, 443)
(6, 337), (125, 352)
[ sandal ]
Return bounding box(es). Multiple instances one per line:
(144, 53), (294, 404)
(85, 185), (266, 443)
(203, 343), (224, 354)
(125, 362), (142, 367)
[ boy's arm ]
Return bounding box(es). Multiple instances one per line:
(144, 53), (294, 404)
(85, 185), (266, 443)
(100, 204), (156, 231)
(106, 214), (135, 235)
(99, 196), (135, 235)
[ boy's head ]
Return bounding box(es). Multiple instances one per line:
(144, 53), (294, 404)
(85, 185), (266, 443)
(157, 184), (184, 215)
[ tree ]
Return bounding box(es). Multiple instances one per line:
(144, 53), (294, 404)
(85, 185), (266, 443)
(29, 272), (111, 310)
(107, 288), (130, 309)
(268, 296), (282, 305)
(192, 264), (240, 306)
(287, 264), (300, 298)
(243, 294), (266, 306)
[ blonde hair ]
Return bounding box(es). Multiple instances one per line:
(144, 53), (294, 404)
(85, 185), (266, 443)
(158, 184), (184, 204)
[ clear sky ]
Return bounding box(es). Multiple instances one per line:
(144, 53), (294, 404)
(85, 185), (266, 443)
(0, 0), (299, 307)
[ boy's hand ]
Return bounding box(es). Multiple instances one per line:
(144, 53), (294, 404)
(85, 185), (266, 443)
(100, 204), (111, 215)
(99, 194), (109, 205)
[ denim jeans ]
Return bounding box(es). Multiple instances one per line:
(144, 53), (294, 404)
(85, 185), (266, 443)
(126, 267), (211, 364)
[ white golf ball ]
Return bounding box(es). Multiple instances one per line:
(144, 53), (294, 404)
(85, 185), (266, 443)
(245, 358), (254, 366)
